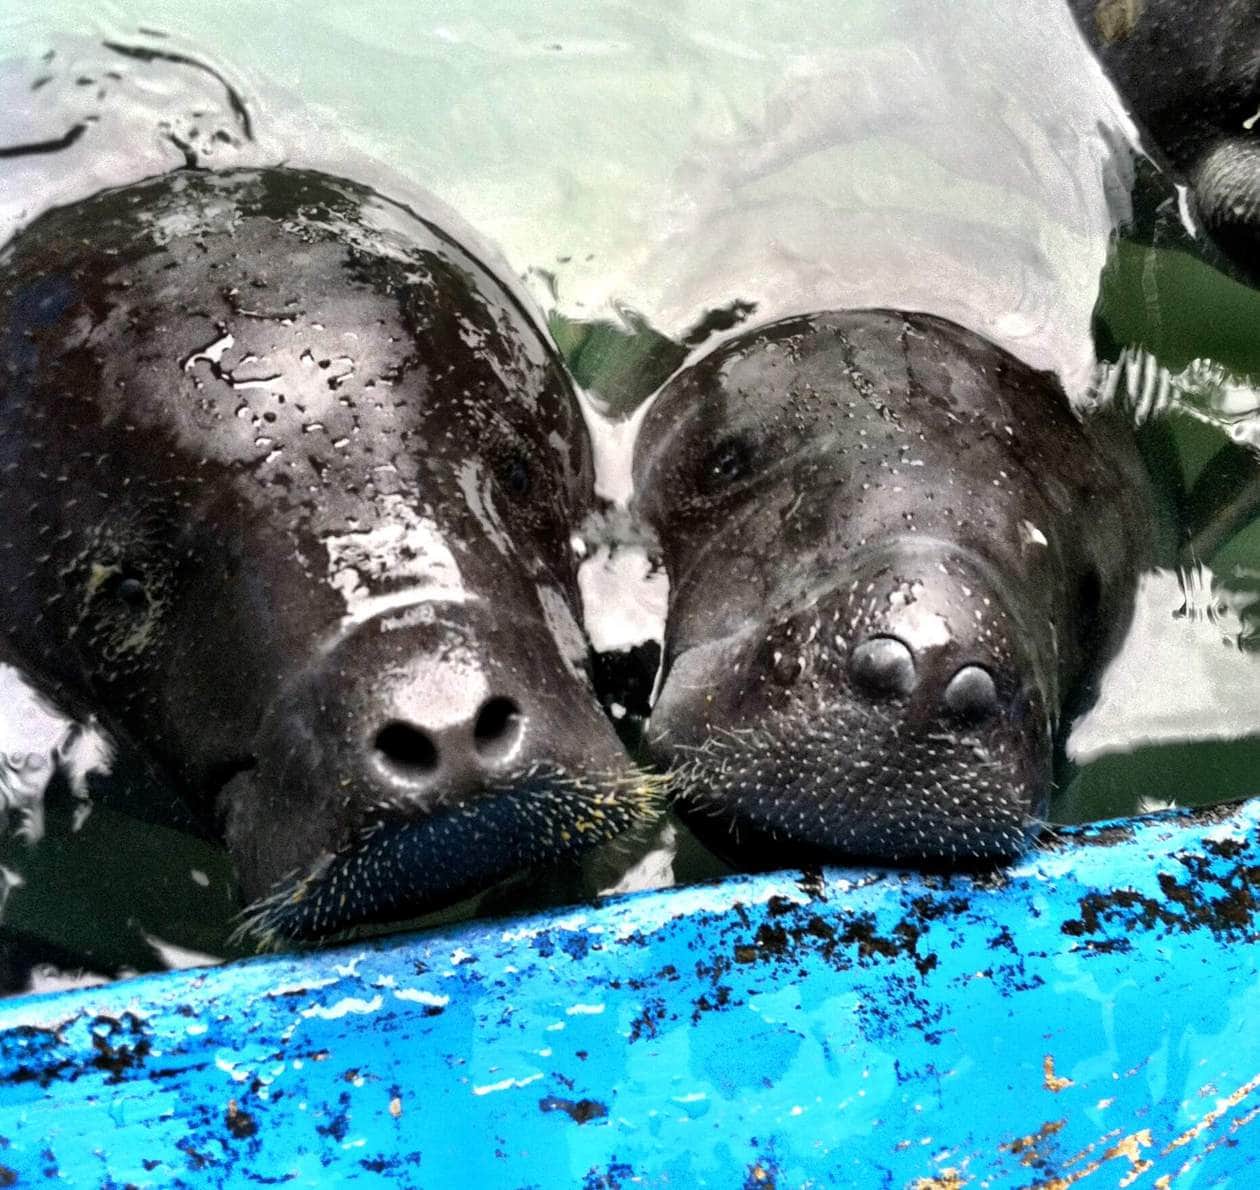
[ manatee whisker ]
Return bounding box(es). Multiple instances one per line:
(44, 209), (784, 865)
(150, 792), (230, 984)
(232, 762), (664, 949)
(654, 695), (1043, 868)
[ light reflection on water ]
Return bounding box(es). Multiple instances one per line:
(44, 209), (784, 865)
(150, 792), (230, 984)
(0, 0), (1259, 979)
(1, 0), (1139, 393)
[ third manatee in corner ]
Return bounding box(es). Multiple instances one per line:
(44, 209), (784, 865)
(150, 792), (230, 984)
(1066, 0), (1260, 275)
(632, 310), (1155, 869)
(0, 165), (655, 947)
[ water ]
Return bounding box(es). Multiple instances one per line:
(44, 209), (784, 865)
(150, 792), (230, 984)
(1, 0), (1259, 984)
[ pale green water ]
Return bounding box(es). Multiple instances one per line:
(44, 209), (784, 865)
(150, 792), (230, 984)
(1, 0), (1259, 979)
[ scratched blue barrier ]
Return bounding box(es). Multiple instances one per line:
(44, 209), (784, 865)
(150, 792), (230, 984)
(0, 800), (1257, 1187)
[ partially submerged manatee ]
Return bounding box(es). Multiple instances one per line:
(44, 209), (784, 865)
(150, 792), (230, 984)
(1067, 0), (1260, 275)
(0, 166), (654, 943)
(633, 310), (1154, 867)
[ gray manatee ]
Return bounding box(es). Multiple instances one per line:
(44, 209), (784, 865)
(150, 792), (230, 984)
(1066, 0), (1260, 274)
(0, 166), (653, 943)
(633, 311), (1154, 868)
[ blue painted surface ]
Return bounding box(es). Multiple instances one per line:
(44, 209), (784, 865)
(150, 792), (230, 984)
(0, 801), (1257, 1187)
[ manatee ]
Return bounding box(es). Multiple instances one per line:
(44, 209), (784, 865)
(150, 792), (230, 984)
(0, 165), (654, 943)
(1066, 0), (1260, 275)
(632, 310), (1154, 867)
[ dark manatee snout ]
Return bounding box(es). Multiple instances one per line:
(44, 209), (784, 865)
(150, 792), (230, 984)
(634, 311), (1153, 868)
(0, 166), (652, 942)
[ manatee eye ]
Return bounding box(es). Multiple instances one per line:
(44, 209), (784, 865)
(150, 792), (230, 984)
(700, 435), (755, 492)
(116, 575), (147, 609)
(504, 455), (531, 498)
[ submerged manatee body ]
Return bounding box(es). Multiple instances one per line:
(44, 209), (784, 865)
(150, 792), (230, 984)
(1067, 0), (1260, 274)
(0, 166), (652, 943)
(634, 311), (1153, 868)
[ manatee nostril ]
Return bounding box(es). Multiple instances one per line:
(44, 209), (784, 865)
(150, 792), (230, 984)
(116, 576), (147, 609)
(374, 720), (439, 777)
(943, 664), (998, 722)
(473, 696), (524, 764)
(848, 635), (916, 698)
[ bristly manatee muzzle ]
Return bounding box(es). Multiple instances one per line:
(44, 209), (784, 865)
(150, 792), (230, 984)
(234, 765), (661, 946)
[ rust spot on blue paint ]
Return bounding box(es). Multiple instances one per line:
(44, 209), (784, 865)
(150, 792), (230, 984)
(627, 996), (670, 1042)
(316, 1091), (353, 1142)
(88, 1013), (153, 1083)
(539, 1095), (608, 1124)
(1062, 838), (1260, 947)
(690, 982), (734, 1024)
(359, 1151), (424, 1175)
(531, 932), (556, 958)
(744, 1158), (778, 1188)
(225, 1099), (259, 1139)
(0, 1025), (75, 1089)
(838, 913), (938, 976)
(561, 931), (597, 960)
(176, 1136), (212, 1171)
(796, 868), (828, 899)
(581, 1162), (636, 1189)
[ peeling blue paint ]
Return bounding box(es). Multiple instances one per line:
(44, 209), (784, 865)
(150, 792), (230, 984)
(0, 801), (1258, 1186)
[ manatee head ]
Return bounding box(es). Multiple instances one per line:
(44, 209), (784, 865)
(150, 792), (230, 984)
(633, 311), (1146, 870)
(0, 166), (655, 942)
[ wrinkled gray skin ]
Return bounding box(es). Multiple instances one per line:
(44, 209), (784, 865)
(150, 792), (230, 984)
(1066, 0), (1260, 275)
(0, 166), (647, 943)
(634, 311), (1153, 868)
